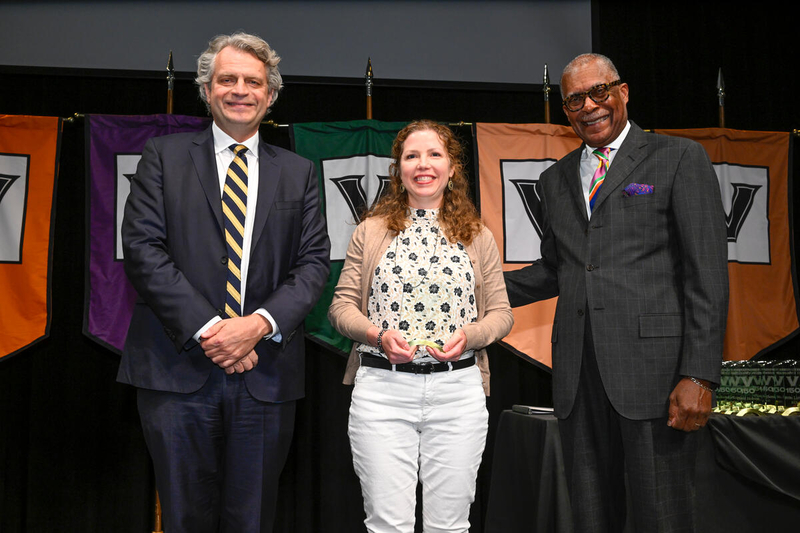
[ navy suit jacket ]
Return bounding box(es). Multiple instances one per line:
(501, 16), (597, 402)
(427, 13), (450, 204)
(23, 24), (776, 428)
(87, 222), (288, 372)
(118, 126), (330, 402)
(505, 123), (728, 419)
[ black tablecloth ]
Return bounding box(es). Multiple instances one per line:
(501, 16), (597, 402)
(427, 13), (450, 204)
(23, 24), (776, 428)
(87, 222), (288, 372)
(708, 414), (800, 502)
(484, 413), (572, 533)
(485, 411), (800, 533)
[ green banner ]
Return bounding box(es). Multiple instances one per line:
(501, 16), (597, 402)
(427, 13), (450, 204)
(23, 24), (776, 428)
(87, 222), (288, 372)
(291, 120), (407, 354)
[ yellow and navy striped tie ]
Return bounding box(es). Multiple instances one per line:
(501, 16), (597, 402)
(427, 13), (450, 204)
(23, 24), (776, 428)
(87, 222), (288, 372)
(222, 144), (248, 317)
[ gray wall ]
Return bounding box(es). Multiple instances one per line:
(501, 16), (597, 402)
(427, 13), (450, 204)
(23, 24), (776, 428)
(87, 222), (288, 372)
(0, 0), (590, 83)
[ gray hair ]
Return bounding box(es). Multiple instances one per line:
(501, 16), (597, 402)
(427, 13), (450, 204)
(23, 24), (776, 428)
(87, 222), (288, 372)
(195, 32), (283, 113)
(560, 53), (620, 98)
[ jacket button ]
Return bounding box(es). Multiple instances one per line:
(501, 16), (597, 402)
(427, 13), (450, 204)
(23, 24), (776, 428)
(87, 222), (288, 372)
(221, 256), (228, 265)
(577, 309), (584, 317)
(586, 264), (595, 271)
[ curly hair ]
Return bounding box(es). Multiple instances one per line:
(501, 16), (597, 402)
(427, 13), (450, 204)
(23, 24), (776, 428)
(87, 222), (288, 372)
(195, 32), (283, 114)
(363, 120), (483, 246)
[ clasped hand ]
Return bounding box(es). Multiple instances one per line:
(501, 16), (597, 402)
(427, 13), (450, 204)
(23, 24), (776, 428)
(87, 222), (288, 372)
(200, 314), (271, 374)
(380, 329), (467, 365)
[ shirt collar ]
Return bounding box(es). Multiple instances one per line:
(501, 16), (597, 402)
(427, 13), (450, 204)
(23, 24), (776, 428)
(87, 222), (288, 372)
(409, 208), (439, 222)
(212, 122), (260, 159)
(582, 120), (631, 159)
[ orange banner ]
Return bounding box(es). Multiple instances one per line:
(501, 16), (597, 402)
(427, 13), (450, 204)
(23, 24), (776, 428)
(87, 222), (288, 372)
(475, 123), (581, 369)
(0, 115), (61, 360)
(657, 128), (797, 361)
(476, 124), (796, 367)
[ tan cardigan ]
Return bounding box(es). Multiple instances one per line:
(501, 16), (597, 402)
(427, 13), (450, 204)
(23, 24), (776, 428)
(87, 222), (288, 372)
(328, 216), (514, 395)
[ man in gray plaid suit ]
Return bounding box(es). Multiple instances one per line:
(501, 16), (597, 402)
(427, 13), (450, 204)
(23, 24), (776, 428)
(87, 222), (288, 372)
(504, 53), (728, 532)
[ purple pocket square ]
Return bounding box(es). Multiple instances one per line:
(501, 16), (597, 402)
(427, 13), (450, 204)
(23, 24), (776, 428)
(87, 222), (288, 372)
(622, 183), (654, 197)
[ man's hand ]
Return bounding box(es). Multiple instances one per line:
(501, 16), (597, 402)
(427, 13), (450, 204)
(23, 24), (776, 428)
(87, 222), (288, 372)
(667, 377), (713, 432)
(200, 314), (271, 372)
(225, 350), (259, 375)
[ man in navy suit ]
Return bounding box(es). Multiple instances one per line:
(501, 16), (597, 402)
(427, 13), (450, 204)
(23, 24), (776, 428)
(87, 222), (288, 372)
(505, 54), (728, 531)
(118, 32), (330, 533)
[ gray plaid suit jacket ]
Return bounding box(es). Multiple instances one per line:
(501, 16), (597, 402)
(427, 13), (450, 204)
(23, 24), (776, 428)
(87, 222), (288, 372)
(505, 122), (728, 420)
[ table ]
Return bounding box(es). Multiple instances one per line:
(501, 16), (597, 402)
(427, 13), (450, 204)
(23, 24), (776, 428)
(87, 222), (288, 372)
(484, 411), (800, 532)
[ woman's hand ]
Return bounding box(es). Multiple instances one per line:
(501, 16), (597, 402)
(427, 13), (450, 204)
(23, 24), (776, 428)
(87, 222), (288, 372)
(381, 330), (417, 364)
(427, 329), (467, 362)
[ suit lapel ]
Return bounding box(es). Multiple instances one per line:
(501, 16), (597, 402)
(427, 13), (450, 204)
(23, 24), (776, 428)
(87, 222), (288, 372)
(592, 123), (649, 213)
(251, 141), (281, 250)
(561, 149), (589, 224)
(189, 127), (224, 233)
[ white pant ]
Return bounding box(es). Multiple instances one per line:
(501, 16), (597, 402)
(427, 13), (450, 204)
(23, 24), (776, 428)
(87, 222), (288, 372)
(348, 363), (489, 533)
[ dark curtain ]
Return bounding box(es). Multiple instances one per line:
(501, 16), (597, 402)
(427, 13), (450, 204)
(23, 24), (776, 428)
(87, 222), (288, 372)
(0, 67), (554, 533)
(1, 1), (798, 530)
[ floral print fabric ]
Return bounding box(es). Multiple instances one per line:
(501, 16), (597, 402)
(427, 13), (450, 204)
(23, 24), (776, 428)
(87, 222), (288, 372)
(358, 209), (477, 362)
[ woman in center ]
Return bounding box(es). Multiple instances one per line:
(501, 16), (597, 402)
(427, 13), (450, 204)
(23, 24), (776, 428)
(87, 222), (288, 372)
(328, 120), (513, 533)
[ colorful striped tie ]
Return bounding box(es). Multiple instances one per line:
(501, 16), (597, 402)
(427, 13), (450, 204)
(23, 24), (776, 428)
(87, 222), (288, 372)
(222, 144), (248, 317)
(589, 147), (612, 212)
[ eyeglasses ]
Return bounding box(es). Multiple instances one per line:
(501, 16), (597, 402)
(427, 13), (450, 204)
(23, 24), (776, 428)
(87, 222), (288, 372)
(562, 80), (623, 112)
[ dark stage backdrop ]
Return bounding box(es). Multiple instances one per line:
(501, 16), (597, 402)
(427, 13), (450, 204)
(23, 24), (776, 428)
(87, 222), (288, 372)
(1, 2), (798, 532)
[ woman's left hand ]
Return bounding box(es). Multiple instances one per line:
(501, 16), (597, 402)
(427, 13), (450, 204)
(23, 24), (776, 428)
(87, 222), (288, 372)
(427, 329), (467, 362)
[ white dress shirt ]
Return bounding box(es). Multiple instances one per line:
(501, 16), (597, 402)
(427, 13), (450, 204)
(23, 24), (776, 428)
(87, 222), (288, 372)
(579, 120), (631, 219)
(193, 123), (280, 342)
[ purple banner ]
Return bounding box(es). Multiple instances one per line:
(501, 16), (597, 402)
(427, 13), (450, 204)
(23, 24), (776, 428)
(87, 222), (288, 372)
(84, 114), (210, 353)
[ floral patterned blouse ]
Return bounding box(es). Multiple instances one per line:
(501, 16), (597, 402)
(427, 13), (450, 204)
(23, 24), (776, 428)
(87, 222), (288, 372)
(357, 208), (477, 362)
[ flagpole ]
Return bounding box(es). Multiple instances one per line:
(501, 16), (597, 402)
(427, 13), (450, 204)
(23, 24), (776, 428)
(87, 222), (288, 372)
(149, 51), (173, 533)
(717, 67), (725, 128)
(166, 51), (175, 115)
(543, 64), (551, 124)
(365, 58), (373, 120)
(152, 492), (163, 533)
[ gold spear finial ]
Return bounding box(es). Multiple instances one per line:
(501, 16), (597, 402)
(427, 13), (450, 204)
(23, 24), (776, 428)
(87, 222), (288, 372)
(716, 67), (725, 128)
(166, 51), (175, 114)
(365, 58), (374, 119)
(543, 63), (551, 123)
